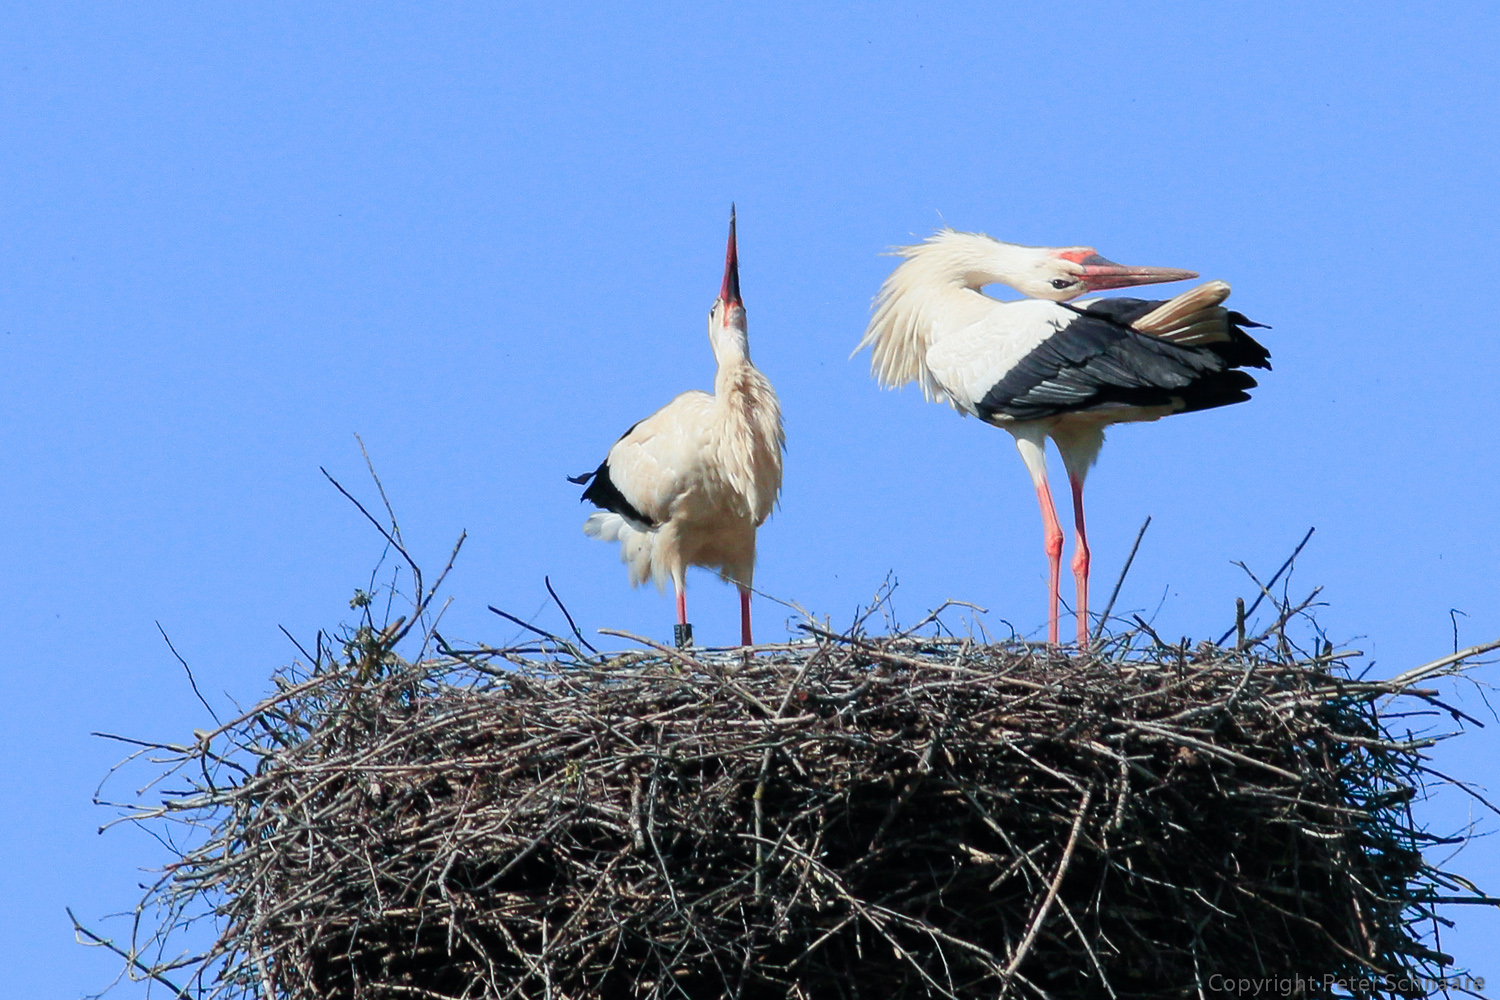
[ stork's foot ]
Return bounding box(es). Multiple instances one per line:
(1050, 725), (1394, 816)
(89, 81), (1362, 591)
(674, 623), (694, 649)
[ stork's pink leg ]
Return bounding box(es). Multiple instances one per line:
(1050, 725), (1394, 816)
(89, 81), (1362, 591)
(1069, 473), (1091, 650)
(671, 584), (695, 649)
(1013, 432), (1063, 647)
(1031, 479), (1065, 647)
(739, 588), (753, 647)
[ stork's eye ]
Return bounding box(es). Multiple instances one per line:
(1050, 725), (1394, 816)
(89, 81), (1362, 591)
(1051, 278), (1075, 289)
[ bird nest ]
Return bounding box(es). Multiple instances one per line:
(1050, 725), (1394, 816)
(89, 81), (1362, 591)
(87, 592), (1500, 1000)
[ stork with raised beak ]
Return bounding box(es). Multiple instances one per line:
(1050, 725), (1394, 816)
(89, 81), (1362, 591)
(572, 208), (784, 648)
(855, 229), (1270, 649)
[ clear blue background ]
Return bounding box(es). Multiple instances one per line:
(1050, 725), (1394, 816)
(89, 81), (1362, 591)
(4, 5), (1497, 994)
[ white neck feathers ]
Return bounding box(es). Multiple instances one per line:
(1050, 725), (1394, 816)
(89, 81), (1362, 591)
(855, 230), (1032, 401)
(711, 347), (784, 526)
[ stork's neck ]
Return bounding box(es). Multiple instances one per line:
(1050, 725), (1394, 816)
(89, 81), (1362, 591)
(710, 318), (752, 390)
(910, 231), (1044, 293)
(855, 230), (1040, 401)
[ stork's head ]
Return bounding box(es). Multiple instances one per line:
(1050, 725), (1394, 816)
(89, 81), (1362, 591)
(707, 206), (749, 364)
(710, 205), (745, 326)
(1007, 244), (1199, 302)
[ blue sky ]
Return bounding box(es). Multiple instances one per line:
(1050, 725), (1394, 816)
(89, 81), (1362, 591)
(4, 5), (1499, 994)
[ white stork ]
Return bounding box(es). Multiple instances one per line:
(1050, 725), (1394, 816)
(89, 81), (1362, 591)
(855, 229), (1269, 649)
(571, 208), (784, 648)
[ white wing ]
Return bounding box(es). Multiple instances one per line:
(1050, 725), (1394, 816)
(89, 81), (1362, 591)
(602, 390), (717, 525)
(923, 298), (1071, 414)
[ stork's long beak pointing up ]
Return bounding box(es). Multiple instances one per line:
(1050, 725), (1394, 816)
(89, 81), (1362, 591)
(1061, 250), (1198, 293)
(720, 206), (742, 307)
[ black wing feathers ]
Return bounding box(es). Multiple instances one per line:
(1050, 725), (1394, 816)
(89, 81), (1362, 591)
(977, 299), (1271, 424)
(1064, 297), (1159, 327)
(1220, 311), (1273, 370)
(574, 459), (656, 528)
(1072, 297), (1272, 371)
(573, 417), (657, 528)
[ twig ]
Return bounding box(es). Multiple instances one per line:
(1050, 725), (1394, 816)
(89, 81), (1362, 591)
(320, 466), (424, 643)
(69, 908), (191, 999)
(488, 605), (585, 659)
(1093, 515), (1151, 642)
(898, 599), (989, 639)
(1216, 526), (1316, 646)
(156, 622), (221, 726)
(998, 787), (1093, 999)
(1387, 637), (1500, 689)
(545, 576), (599, 654)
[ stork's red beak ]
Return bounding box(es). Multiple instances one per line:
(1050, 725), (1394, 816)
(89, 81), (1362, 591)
(720, 205), (742, 307)
(1060, 249), (1197, 292)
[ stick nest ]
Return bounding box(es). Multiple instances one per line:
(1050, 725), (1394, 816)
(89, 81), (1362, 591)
(98, 618), (1495, 1000)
